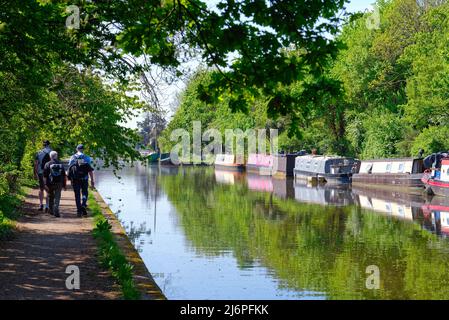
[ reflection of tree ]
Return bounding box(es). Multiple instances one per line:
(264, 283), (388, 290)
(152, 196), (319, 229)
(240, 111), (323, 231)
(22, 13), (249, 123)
(134, 164), (163, 204)
(159, 168), (449, 299)
(123, 220), (152, 252)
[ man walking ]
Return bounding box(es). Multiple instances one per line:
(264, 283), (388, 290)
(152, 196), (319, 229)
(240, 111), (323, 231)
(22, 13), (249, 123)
(67, 144), (95, 217)
(43, 151), (67, 218)
(34, 140), (52, 212)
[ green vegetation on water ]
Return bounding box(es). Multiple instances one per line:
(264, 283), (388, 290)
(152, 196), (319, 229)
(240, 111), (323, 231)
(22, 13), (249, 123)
(88, 195), (141, 300)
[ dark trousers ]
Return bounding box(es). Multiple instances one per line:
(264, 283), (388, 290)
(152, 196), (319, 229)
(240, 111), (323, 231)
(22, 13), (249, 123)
(48, 183), (63, 215)
(73, 179), (89, 214)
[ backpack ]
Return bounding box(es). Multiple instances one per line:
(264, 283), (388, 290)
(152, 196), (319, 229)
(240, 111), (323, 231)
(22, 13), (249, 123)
(38, 149), (51, 171)
(68, 154), (90, 181)
(48, 163), (64, 185)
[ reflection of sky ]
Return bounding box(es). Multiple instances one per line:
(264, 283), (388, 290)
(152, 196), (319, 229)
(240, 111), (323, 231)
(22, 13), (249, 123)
(95, 165), (324, 300)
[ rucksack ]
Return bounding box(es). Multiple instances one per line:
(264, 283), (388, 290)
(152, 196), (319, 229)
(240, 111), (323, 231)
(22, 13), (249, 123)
(48, 163), (63, 185)
(39, 149), (51, 171)
(68, 154), (90, 181)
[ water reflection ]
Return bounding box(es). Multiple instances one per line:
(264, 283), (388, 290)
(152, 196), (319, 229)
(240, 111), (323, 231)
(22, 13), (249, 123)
(95, 164), (449, 300)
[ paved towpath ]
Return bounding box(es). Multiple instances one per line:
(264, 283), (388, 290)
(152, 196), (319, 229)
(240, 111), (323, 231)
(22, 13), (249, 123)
(0, 188), (120, 300)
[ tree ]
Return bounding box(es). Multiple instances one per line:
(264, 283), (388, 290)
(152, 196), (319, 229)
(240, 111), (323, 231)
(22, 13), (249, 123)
(137, 112), (167, 150)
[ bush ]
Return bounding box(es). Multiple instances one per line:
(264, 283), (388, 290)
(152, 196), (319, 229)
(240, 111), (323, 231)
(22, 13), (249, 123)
(411, 126), (449, 156)
(360, 111), (405, 160)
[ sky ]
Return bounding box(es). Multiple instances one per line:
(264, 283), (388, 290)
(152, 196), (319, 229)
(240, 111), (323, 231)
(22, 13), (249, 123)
(127, 0), (377, 129)
(346, 0), (377, 13)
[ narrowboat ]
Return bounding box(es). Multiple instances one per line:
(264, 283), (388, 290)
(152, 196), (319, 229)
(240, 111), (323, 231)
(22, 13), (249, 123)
(422, 158), (449, 197)
(147, 152), (160, 163)
(159, 152), (176, 166)
(273, 154), (297, 178)
(214, 154), (245, 171)
(246, 154), (274, 175)
(294, 155), (360, 184)
(352, 158), (424, 187)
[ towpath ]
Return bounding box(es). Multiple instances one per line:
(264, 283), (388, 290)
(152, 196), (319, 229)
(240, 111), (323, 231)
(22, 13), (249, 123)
(0, 188), (120, 300)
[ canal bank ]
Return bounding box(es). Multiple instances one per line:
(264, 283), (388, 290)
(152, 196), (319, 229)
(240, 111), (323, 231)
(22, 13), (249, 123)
(0, 187), (165, 300)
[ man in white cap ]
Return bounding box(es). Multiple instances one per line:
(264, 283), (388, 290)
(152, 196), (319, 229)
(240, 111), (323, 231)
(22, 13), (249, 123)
(34, 140), (52, 212)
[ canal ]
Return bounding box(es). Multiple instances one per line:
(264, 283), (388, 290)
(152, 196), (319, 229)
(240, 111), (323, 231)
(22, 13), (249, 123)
(95, 163), (449, 300)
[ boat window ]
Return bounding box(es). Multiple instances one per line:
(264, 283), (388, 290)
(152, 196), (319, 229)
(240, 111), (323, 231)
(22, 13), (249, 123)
(398, 163), (405, 173)
(386, 163), (392, 173)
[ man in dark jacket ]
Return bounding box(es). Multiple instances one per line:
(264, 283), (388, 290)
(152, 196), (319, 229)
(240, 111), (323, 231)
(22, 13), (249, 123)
(43, 151), (67, 218)
(67, 144), (95, 217)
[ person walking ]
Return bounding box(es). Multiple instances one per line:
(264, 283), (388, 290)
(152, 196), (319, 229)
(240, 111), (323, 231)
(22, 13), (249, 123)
(34, 140), (52, 212)
(43, 151), (67, 218)
(67, 144), (95, 217)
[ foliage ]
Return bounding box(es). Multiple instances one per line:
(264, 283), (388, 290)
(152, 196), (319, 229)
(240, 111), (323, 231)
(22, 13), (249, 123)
(137, 112), (168, 150)
(162, 0), (449, 159)
(411, 126), (449, 156)
(89, 195), (141, 300)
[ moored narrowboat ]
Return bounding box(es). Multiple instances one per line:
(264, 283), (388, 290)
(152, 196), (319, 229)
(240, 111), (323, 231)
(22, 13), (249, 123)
(422, 158), (449, 197)
(273, 154), (297, 178)
(352, 158), (424, 187)
(294, 155), (360, 184)
(246, 154), (274, 175)
(214, 154), (245, 171)
(147, 152), (160, 163)
(159, 152), (176, 166)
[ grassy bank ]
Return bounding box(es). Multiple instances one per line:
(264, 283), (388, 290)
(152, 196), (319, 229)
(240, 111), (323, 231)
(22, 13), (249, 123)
(88, 195), (141, 300)
(0, 193), (21, 240)
(0, 182), (32, 240)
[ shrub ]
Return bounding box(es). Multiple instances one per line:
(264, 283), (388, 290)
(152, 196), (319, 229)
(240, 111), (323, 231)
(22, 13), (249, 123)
(411, 126), (449, 156)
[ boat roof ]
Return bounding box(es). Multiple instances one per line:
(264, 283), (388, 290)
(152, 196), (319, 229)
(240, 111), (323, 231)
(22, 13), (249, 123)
(296, 155), (354, 160)
(360, 158), (421, 163)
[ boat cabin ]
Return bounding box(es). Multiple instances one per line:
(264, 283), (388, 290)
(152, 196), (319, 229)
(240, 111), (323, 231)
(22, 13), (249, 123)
(358, 158), (423, 175)
(295, 156), (359, 175)
(353, 158), (424, 187)
(438, 159), (449, 182)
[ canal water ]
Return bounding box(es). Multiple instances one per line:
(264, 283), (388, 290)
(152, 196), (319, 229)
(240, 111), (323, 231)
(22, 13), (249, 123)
(95, 163), (449, 300)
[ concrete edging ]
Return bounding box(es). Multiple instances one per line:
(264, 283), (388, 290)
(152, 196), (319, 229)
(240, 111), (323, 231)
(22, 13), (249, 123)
(92, 189), (166, 300)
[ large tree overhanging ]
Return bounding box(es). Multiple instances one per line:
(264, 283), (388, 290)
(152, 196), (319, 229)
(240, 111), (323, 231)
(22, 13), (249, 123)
(32, 0), (348, 113)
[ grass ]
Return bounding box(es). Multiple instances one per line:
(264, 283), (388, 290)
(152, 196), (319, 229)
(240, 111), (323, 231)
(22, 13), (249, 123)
(88, 195), (141, 300)
(0, 188), (28, 240)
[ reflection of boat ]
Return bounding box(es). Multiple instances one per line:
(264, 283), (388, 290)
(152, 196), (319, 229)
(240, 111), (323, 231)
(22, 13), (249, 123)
(272, 178), (295, 199)
(246, 154), (274, 175)
(214, 170), (244, 185)
(246, 174), (274, 193)
(158, 166), (179, 175)
(214, 154), (245, 171)
(352, 186), (426, 222)
(421, 197), (449, 237)
(294, 183), (355, 206)
(353, 158), (424, 188)
(422, 159), (449, 197)
(294, 155), (360, 184)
